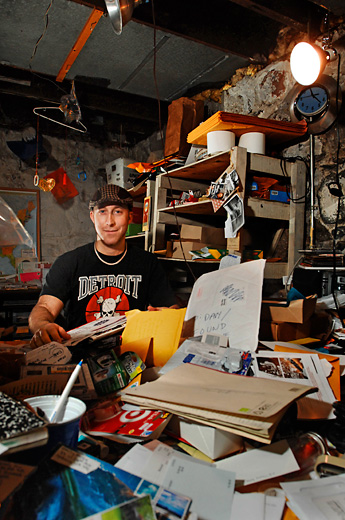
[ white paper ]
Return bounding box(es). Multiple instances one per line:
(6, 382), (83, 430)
(25, 343), (72, 365)
(230, 492), (265, 520)
(281, 475), (345, 520)
(185, 259), (265, 351)
(114, 443), (153, 477)
(216, 440), (299, 486)
(253, 351), (336, 419)
(162, 455), (236, 520)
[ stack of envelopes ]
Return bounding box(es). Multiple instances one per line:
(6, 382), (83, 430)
(121, 363), (316, 444)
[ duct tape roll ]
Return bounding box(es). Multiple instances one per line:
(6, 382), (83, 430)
(238, 132), (266, 154)
(207, 131), (235, 155)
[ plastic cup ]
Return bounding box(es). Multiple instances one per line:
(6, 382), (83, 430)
(24, 395), (87, 458)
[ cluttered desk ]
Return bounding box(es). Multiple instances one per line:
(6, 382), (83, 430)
(1, 259), (345, 520)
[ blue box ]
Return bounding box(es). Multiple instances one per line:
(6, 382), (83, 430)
(269, 189), (290, 203)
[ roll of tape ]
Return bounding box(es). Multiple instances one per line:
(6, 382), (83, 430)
(207, 131), (235, 155)
(238, 132), (266, 154)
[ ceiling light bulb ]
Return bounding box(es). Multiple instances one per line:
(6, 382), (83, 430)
(290, 42), (324, 86)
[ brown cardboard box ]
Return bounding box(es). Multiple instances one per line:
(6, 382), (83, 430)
(171, 241), (209, 259)
(261, 296), (317, 324)
(180, 225), (226, 246)
(259, 311), (332, 342)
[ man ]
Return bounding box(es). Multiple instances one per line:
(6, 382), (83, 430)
(29, 184), (178, 348)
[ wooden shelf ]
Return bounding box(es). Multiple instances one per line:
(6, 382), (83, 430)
(164, 151), (231, 181)
(158, 197), (290, 220)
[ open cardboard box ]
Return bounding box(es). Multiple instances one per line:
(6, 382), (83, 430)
(167, 415), (243, 460)
(180, 224), (226, 246)
(261, 296), (317, 324)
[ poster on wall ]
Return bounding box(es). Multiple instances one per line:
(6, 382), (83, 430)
(0, 188), (40, 275)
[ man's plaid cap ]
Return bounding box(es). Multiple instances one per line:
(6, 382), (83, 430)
(89, 184), (133, 210)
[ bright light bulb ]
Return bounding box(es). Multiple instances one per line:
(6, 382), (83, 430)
(290, 42), (322, 85)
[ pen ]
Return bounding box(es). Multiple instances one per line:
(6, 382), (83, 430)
(49, 360), (83, 423)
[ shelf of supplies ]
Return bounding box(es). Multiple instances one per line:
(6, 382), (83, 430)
(158, 197), (290, 220)
(164, 151), (231, 181)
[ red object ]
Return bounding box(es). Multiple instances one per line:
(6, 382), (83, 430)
(45, 167), (79, 204)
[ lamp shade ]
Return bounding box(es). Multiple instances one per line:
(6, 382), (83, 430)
(290, 42), (326, 86)
(105, 0), (142, 35)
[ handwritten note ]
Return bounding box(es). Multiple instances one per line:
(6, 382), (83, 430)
(51, 445), (100, 474)
(185, 260), (265, 351)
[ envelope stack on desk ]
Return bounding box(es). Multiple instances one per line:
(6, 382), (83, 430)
(121, 363), (316, 444)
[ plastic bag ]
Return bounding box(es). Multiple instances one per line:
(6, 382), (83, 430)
(0, 196), (33, 247)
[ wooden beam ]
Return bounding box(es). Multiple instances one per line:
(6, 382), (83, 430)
(56, 7), (104, 82)
(227, 0), (307, 31)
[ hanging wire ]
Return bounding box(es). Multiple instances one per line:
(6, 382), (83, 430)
(330, 52), (344, 327)
(29, 0), (68, 96)
(33, 116), (40, 187)
(150, 0), (197, 284)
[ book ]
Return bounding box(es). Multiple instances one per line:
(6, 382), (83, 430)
(0, 391), (48, 455)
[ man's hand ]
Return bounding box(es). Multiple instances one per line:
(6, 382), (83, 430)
(30, 323), (71, 349)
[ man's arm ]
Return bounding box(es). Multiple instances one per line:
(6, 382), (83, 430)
(29, 294), (71, 348)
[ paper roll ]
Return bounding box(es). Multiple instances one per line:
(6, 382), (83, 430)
(207, 131), (235, 155)
(238, 132), (265, 154)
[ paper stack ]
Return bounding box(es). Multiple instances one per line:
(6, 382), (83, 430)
(121, 363), (316, 443)
(187, 111), (308, 146)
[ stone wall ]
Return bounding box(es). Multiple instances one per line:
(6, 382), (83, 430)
(222, 25), (345, 252)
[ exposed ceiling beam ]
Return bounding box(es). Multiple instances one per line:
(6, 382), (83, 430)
(56, 7), (104, 82)
(0, 65), (169, 124)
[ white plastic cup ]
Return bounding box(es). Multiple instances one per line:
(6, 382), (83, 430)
(25, 395), (87, 455)
(238, 132), (266, 154)
(207, 130), (236, 155)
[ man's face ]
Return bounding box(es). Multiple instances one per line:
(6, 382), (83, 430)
(90, 204), (132, 248)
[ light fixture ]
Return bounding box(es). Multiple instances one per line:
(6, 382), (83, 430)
(290, 41), (337, 86)
(105, 0), (143, 35)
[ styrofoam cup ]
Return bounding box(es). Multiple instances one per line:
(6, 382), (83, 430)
(25, 395), (87, 455)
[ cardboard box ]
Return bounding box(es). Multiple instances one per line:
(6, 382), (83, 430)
(261, 297), (316, 324)
(180, 225), (226, 246)
(171, 241), (208, 259)
(259, 310), (332, 342)
(167, 415), (243, 460)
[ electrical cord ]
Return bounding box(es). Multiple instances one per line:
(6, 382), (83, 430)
(150, 0), (197, 284)
(330, 52), (344, 327)
(279, 156), (310, 204)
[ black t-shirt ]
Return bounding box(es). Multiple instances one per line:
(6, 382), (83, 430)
(41, 242), (176, 330)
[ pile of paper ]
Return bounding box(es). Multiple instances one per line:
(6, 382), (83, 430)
(187, 111), (308, 146)
(122, 363), (316, 443)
